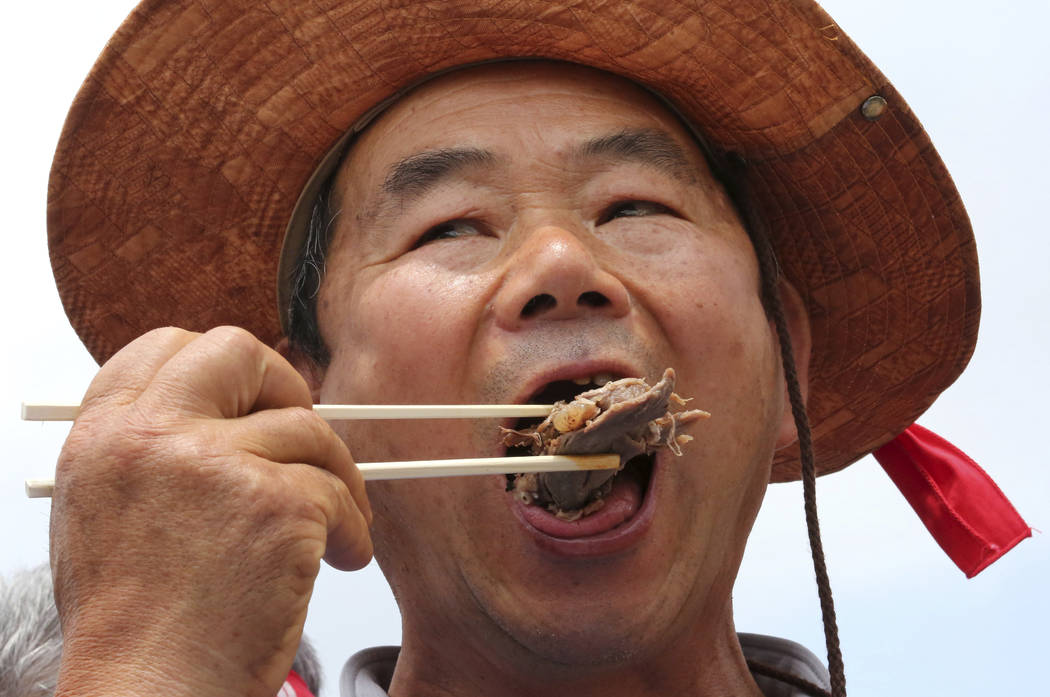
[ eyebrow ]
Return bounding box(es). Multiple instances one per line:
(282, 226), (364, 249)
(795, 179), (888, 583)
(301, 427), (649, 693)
(365, 128), (700, 228)
(575, 128), (699, 185)
(382, 147), (498, 202)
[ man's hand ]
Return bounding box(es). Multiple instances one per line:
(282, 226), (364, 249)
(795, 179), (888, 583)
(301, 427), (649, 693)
(49, 327), (372, 697)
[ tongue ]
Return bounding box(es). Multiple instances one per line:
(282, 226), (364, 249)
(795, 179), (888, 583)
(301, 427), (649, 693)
(517, 471), (643, 538)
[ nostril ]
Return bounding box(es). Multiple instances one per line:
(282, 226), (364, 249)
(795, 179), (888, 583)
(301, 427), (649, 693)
(578, 291), (609, 308)
(521, 293), (557, 318)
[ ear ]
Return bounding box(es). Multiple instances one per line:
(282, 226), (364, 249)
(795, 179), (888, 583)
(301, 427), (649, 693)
(773, 278), (812, 451)
(275, 337), (325, 404)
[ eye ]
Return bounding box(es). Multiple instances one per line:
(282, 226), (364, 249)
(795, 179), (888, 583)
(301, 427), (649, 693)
(414, 219), (484, 248)
(597, 200), (676, 225)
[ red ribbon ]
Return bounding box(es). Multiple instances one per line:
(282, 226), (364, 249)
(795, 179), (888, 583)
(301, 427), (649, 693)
(873, 423), (1031, 578)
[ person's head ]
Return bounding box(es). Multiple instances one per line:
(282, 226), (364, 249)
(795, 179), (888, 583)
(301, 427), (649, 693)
(277, 60), (810, 668)
(0, 565), (61, 697)
(45, 0), (982, 689)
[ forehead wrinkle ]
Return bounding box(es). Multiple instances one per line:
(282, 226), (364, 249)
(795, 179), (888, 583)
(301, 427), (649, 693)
(575, 128), (700, 186)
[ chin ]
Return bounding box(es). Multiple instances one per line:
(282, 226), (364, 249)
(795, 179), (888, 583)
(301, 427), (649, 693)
(492, 612), (656, 670)
(463, 565), (693, 673)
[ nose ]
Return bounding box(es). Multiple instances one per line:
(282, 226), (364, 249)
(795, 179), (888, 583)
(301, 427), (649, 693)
(492, 225), (631, 330)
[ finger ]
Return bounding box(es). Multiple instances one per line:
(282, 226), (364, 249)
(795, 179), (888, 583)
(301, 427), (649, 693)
(140, 326), (313, 420)
(208, 407), (373, 524)
(280, 461), (374, 571)
(80, 327), (200, 411)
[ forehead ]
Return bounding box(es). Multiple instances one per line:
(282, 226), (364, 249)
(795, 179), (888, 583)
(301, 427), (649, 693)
(333, 61), (714, 202)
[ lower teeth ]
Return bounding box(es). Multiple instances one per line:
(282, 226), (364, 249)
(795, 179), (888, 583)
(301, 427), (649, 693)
(551, 497), (607, 521)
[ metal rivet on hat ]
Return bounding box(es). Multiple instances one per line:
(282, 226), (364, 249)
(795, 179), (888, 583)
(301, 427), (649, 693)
(860, 95), (888, 121)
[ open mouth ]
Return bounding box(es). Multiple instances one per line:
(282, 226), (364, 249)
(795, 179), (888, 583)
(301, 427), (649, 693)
(503, 374), (625, 452)
(501, 369), (704, 526)
(503, 375), (638, 518)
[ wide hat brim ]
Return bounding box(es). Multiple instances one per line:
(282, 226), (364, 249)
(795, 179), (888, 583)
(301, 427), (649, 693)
(47, 0), (979, 482)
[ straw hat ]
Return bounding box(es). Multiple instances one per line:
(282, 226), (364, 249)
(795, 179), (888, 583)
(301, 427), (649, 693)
(47, 0), (979, 482)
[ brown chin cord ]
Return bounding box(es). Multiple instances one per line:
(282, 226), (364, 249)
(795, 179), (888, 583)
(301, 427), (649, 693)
(723, 154), (846, 697)
(764, 278), (845, 697)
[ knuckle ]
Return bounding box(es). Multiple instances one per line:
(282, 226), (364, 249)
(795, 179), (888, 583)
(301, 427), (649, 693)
(293, 406), (343, 454)
(142, 325), (195, 345)
(214, 458), (303, 522)
(107, 327), (190, 364)
(124, 383), (178, 423)
(285, 404), (321, 431)
(297, 467), (347, 516)
(85, 328), (191, 402)
(204, 325), (261, 358)
(243, 467), (333, 533)
(233, 462), (279, 502)
(324, 471), (353, 504)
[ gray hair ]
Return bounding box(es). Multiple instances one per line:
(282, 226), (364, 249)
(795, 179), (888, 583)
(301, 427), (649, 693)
(287, 171), (341, 368)
(0, 564), (323, 696)
(0, 565), (61, 697)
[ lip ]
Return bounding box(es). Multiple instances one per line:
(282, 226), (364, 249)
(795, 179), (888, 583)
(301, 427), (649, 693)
(506, 450), (665, 557)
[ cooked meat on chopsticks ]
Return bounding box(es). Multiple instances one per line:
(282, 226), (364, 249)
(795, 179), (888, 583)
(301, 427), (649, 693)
(502, 368), (708, 520)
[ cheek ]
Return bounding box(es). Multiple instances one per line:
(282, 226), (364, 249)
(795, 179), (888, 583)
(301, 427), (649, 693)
(322, 260), (493, 403)
(621, 229), (766, 363)
(621, 230), (780, 460)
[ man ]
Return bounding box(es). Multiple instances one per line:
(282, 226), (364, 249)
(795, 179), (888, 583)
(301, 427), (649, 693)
(41, 1), (1005, 696)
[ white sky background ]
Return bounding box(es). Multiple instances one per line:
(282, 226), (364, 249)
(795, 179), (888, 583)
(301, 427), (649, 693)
(1, 1), (1046, 695)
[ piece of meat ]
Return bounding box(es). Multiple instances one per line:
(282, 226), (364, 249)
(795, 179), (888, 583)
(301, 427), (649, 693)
(502, 368), (708, 518)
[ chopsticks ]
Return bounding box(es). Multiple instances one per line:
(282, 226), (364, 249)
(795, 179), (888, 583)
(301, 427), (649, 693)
(23, 454), (618, 498)
(21, 402), (556, 422)
(21, 401), (619, 499)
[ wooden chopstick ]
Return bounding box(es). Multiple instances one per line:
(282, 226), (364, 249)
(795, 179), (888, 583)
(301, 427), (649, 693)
(21, 403), (555, 422)
(24, 454), (620, 499)
(21, 401), (617, 499)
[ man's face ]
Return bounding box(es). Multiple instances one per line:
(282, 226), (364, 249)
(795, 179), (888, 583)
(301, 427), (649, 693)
(313, 63), (794, 666)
